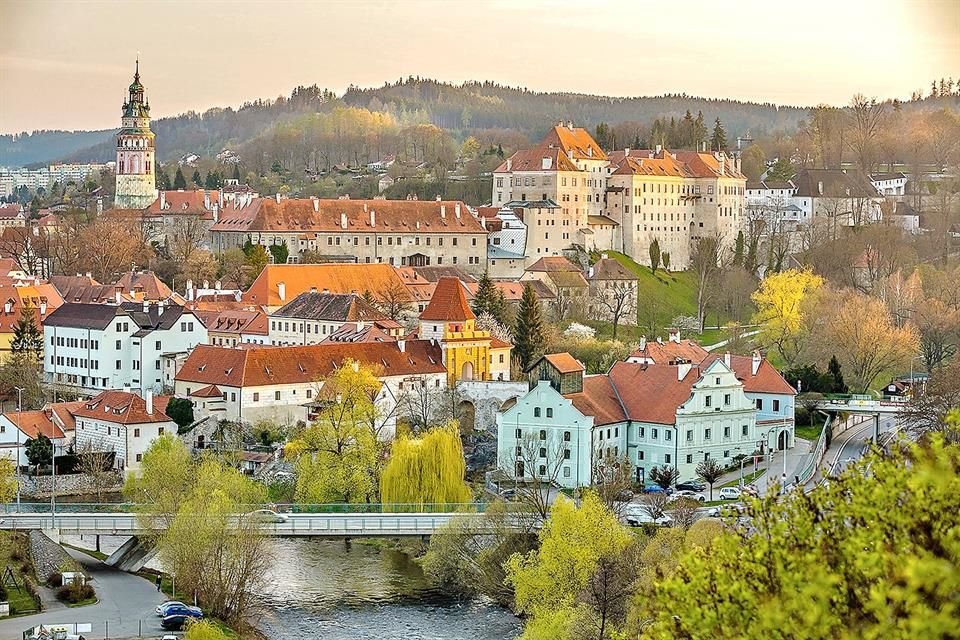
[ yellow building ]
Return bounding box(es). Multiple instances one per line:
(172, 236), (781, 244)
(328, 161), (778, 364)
(0, 277), (63, 359)
(417, 276), (512, 383)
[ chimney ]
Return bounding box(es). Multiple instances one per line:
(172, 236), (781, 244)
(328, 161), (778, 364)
(724, 351), (731, 368)
(313, 198), (319, 212)
(668, 327), (680, 343)
(398, 338), (406, 353)
(506, 158), (512, 171)
(678, 361), (692, 381)
(115, 290), (121, 304)
(160, 191), (166, 210)
(158, 299), (165, 311)
(215, 279), (221, 290)
(186, 279), (194, 300)
(719, 155), (725, 176)
(751, 350), (762, 376)
(278, 281), (286, 302)
(275, 193), (281, 204)
(143, 300), (149, 313)
(40, 301), (47, 316)
(219, 189), (224, 209)
(624, 147), (630, 157)
(204, 192), (210, 209)
(440, 205), (446, 219)
(341, 212), (348, 229)
(3, 301), (10, 314)
(212, 204), (219, 223)
(145, 390), (153, 415)
(588, 266), (594, 278)
(369, 209), (376, 227)
(202, 279), (209, 289)
(455, 203), (461, 219)
(639, 335), (646, 351)
(435, 194), (442, 201)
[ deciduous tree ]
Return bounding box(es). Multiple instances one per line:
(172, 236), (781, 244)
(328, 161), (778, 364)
(380, 423), (472, 510)
(752, 268), (823, 366)
(695, 458), (723, 501)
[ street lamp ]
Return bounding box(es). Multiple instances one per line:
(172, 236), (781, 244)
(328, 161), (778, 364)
(14, 386), (24, 513)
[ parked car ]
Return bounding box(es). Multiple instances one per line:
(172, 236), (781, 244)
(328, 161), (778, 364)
(246, 508), (289, 524)
(669, 490), (707, 503)
(161, 614), (194, 631)
(676, 481), (706, 492)
(706, 502), (746, 518)
(642, 485), (668, 494)
(161, 604), (203, 619)
(156, 600), (187, 616)
(719, 487), (742, 500)
(624, 504), (673, 527)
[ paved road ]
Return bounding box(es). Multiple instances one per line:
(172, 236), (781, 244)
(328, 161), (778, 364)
(0, 545), (168, 639)
(806, 415), (897, 487)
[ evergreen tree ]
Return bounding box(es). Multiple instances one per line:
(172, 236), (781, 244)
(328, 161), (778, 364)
(828, 356), (849, 394)
(766, 157), (796, 181)
(694, 110), (708, 149)
(711, 118), (727, 152)
(11, 305), (43, 360)
(472, 271), (505, 323)
(191, 169), (203, 187)
(733, 230), (745, 267)
(25, 434), (52, 469)
(232, 165), (241, 181)
(173, 167), (187, 190)
(514, 283), (545, 371)
(157, 170), (171, 190)
(662, 252), (671, 271)
(648, 238), (661, 274)
(204, 172), (220, 189)
(268, 242), (289, 265)
(681, 110), (695, 148)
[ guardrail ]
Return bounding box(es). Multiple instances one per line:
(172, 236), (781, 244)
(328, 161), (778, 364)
(796, 414), (831, 485)
(3, 502), (491, 515)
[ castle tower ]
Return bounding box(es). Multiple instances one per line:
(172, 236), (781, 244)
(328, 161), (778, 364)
(114, 59), (157, 209)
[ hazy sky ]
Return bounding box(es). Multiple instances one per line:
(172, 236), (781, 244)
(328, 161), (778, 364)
(1, 0), (958, 134)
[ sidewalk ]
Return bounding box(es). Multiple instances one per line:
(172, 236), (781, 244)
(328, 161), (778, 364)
(755, 438), (812, 496)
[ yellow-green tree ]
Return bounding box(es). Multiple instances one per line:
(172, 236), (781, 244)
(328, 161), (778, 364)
(752, 268), (823, 365)
(380, 423), (471, 511)
(0, 458), (16, 504)
(506, 493), (636, 640)
(184, 619), (232, 640)
(123, 434), (196, 531)
(287, 361), (385, 504)
(635, 432), (960, 640)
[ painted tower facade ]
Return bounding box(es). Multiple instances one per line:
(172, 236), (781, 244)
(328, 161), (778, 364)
(114, 60), (157, 209)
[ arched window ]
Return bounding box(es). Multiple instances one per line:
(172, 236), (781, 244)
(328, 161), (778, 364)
(131, 155), (140, 174)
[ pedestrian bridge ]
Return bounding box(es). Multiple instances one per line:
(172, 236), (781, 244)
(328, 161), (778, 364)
(814, 394), (909, 415)
(0, 504), (494, 537)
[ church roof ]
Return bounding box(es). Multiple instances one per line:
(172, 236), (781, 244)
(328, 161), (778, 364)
(419, 276), (474, 322)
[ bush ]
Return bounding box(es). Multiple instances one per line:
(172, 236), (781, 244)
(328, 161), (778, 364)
(46, 571), (62, 587)
(56, 581), (95, 604)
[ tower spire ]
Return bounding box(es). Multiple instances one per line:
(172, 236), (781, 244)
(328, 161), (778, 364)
(135, 56), (140, 82)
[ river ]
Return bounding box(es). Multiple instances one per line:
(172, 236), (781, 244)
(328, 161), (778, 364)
(56, 528), (520, 640)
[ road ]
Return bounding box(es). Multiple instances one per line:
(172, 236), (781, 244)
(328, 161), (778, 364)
(807, 414), (898, 487)
(0, 546), (168, 639)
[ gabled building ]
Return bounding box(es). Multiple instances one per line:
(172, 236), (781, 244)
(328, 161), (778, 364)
(791, 169), (882, 228)
(242, 263), (410, 313)
(0, 409), (68, 466)
(42, 301), (207, 395)
(586, 256), (638, 327)
(0, 278), (62, 359)
(268, 291), (398, 346)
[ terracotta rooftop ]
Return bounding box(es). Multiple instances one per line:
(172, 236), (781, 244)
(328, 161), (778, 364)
(611, 154), (692, 178)
(525, 256), (581, 273)
(274, 292), (385, 323)
(145, 190), (218, 218)
(542, 125), (608, 161)
(419, 276), (475, 322)
(588, 258), (635, 281)
(702, 353), (796, 395)
(630, 338), (710, 365)
(73, 391), (173, 425)
(242, 264), (409, 308)
(565, 376), (627, 426)
(2, 410), (65, 440)
(494, 146), (580, 173)
(176, 340), (446, 388)
(543, 352), (585, 374)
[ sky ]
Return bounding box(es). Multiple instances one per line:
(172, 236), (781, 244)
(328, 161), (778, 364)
(1, 0), (958, 134)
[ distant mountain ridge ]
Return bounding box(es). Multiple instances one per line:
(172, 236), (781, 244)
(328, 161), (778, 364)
(0, 77), (947, 169)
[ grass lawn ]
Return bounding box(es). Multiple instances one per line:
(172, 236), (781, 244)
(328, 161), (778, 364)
(0, 531), (41, 616)
(720, 469), (765, 488)
(62, 543), (108, 562)
(795, 423), (823, 441)
(67, 596), (99, 607)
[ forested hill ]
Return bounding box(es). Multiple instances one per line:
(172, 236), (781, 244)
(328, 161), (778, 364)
(1, 77), (950, 168)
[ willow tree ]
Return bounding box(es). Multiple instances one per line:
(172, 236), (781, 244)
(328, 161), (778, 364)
(380, 423), (471, 511)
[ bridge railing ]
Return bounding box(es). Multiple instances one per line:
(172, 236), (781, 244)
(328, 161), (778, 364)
(3, 502), (492, 515)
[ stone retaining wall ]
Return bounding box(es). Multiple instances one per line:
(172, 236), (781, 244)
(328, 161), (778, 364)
(19, 472), (123, 498)
(29, 531), (77, 583)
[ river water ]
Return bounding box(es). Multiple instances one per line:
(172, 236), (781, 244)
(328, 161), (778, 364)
(57, 527), (520, 640)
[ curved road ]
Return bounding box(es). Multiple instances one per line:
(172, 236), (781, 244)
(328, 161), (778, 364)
(0, 545), (168, 639)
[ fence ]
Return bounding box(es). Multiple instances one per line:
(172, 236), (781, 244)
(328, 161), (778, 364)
(796, 414), (831, 486)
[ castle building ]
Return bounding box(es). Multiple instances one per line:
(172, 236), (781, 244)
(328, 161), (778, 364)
(114, 60), (157, 209)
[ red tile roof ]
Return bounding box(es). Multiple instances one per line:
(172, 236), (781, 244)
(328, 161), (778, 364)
(630, 339), (710, 365)
(565, 376), (627, 426)
(544, 352), (585, 374)
(73, 391), (173, 425)
(702, 353), (796, 395)
(542, 126), (608, 161)
(145, 190), (218, 219)
(611, 155), (692, 178)
(190, 384), (223, 398)
(419, 276), (475, 322)
(176, 340), (446, 388)
(494, 146), (580, 173)
(525, 256), (581, 273)
(2, 410), (65, 440)
(242, 264), (409, 308)
(606, 362), (697, 425)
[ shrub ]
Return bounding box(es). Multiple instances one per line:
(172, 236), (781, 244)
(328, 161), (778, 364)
(56, 581), (95, 603)
(46, 571), (62, 587)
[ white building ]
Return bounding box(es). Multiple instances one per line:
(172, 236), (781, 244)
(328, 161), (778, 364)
(43, 301), (208, 396)
(268, 291), (400, 346)
(870, 172), (908, 196)
(73, 390), (177, 474)
(0, 410), (67, 466)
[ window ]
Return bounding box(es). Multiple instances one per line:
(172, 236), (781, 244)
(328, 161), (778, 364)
(253, 392), (259, 402)
(136, 454), (142, 462)
(665, 430), (672, 441)
(275, 391), (281, 400)
(516, 447), (522, 457)
(638, 451), (644, 461)
(563, 431), (571, 442)
(159, 427), (165, 435)
(563, 467), (571, 478)
(652, 428), (658, 440)
(686, 429), (693, 442)
(724, 393), (731, 405)
(115, 360), (121, 369)
(724, 450), (730, 458)
(756, 398), (763, 410)
(773, 399), (781, 412)
(534, 407), (541, 417)
(665, 454), (671, 464)
(724, 426), (731, 438)
(546, 408), (553, 418)
(116, 340), (121, 350)
(539, 447), (546, 458)
(156, 340), (161, 350)
(705, 428), (712, 440)
(306, 389), (312, 398)
(742, 424), (749, 436)
(515, 428), (522, 439)
(539, 429), (546, 440)
(563, 449), (571, 460)
(538, 465), (546, 476)
(705, 396), (712, 407)
(638, 426), (645, 438)
(686, 454), (693, 464)
(231, 392), (236, 402)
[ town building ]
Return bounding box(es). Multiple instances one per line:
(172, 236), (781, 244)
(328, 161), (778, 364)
(0, 203), (26, 228)
(870, 172), (908, 196)
(42, 301), (207, 395)
(417, 277), (512, 383)
(201, 308), (269, 347)
(242, 263), (411, 313)
(73, 390), (176, 474)
(173, 340), (448, 428)
(478, 206), (528, 279)
(210, 197), (488, 272)
(521, 257), (588, 320)
(585, 256), (638, 327)
(0, 409), (68, 466)
(0, 276), (63, 359)
(268, 291), (400, 345)
(114, 60), (157, 210)
(790, 169), (882, 228)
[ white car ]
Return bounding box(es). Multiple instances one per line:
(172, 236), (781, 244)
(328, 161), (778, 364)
(718, 487), (742, 500)
(669, 490), (707, 503)
(624, 504), (673, 526)
(246, 509), (289, 523)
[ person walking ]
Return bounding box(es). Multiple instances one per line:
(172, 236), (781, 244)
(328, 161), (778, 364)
(156, 574), (162, 592)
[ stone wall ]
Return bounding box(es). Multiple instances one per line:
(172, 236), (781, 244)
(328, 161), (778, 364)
(29, 531), (77, 583)
(19, 472), (123, 499)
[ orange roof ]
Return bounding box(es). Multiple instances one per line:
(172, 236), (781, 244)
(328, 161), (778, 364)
(565, 376), (627, 426)
(47, 400), (84, 432)
(419, 277), (474, 322)
(2, 410), (65, 440)
(0, 281), (63, 335)
(145, 190), (217, 219)
(212, 198), (485, 235)
(176, 341), (446, 388)
(73, 391), (173, 425)
(630, 339), (710, 365)
(542, 125), (608, 161)
(702, 354), (796, 395)
(525, 256), (580, 273)
(673, 151), (745, 180)
(242, 264), (409, 308)
(205, 309), (269, 336)
(495, 146), (580, 173)
(611, 155), (692, 178)
(190, 384), (224, 398)
(543, 352), (585, 374)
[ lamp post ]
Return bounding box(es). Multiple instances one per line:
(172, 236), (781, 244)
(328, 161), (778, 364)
(51, 441), (60, 530)
(14, 386), (24, 513)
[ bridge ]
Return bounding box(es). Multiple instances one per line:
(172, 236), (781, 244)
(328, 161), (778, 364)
(813, 394), (909, 415)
